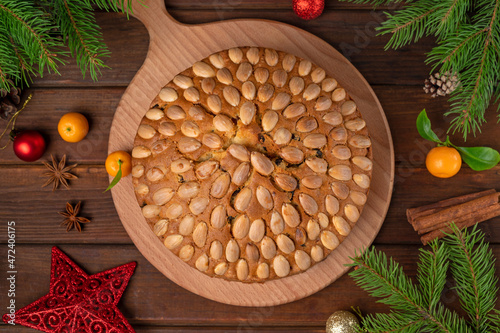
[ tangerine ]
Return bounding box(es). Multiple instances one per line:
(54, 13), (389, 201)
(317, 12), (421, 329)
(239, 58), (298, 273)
(425, 146), (461, 178)
(105, 151), (132, 178)
(58, 112), (89, 142)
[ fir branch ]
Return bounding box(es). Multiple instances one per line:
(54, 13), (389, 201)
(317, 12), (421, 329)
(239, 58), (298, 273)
(339, 0), (413, 7)
(0, 28), (20, 90)
(9, 37), (28, 74)
(426, 304), (474, 333)
(433, 0), (470, 38)
(349, 224), (500, 332)
(84, 0), (136, 16)
(417, 241), (448, 311)
(449, 0), (499, 137)
(0, 0), (65, 84)
(428, 26), (486, 71)
(488, 309), (500, 331)
(9, 36), (35, 87)
(343, 0), (500, 138)
(444, 224), (499, 332)
(377, 0), (438, 50)
(0, 0), (138, 90)
(53, 0), (110, 81)
(426, 0), (500, 138)
(360, 312), (426, 333)
(349, 246), (470, 332)
(349, 247), (423, 312)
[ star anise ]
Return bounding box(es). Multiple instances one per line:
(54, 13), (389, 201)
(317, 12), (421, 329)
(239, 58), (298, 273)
(59, 201), (90, 232)
(42, 154), (78, 191)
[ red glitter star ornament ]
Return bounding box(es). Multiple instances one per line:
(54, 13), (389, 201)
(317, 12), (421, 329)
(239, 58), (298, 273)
(2, 247), (136, 333)
(293, 0), (325, 20)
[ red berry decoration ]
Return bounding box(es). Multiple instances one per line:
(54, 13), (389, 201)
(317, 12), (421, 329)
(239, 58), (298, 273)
(293, 0), (324, 20)
(13, 130), (46, 162)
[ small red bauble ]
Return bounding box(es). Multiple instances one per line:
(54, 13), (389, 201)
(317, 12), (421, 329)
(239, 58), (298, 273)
(293, 0), (325, 20)
(13, 130), (46, 162)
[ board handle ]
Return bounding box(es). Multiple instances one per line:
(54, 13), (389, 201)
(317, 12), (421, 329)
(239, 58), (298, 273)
(131, 0), (182, 31)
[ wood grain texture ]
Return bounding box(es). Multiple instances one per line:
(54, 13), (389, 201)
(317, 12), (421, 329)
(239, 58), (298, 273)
(0, 89), (122, 164)
(107, 0), (393, 306)
(0, 165), (499, 246)
(2, 244), (496, 326)
(30, 9), (433, 88)
(161, 0), (391, 10)
(0, 326), (325, 333)
(2, 87), (498, 164)
(1, 1), (499, 331)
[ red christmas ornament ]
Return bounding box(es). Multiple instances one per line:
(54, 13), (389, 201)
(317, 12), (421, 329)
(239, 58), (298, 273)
(13, 130), (46, 162)
(293, 0), (325, 20)
(3, 247), (136, 333)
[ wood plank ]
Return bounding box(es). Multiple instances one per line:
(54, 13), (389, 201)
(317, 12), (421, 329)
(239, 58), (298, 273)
(2, 86), (497, 164)
(162, 0), (392, 10)
(0, 166), (127, 244)
(0, 165), (499, 246)
(0, 326), (325, 333)
(30, 13), (148, 88)
(133, 328), (323, 332)
(1, 86), (498, 246)
(377, 85), (500, 158)
(31, 10), (433, 88)
(0, 244), (491, 327)
(0, 88), (123, 164)
(108, 0), (392, 306)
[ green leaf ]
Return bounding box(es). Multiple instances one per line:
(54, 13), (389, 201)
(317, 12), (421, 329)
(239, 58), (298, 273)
(456, 146), (500, 171)
(104, 159), (122, 192)
(416, 109), (442, 143)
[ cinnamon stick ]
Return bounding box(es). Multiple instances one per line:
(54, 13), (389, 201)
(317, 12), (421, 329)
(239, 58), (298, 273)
(421, 203), (500, 245)
(418, 201), (500, 235)
(406, 189), (500, 245)
(412, 192), (500, 232)
(406, 189), (496, 228)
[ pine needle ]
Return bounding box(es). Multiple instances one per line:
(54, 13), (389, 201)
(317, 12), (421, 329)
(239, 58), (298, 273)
(53, 0), (110, 81)
(339, 0), (413, 7)
(377, 1), (438, 50)
(343, 0), (500, 139)
(417, 241), (448, 311)
(0, 0), (66, 80)
(0, 0), (136, 91)
(0, 26), (20, 89)
(84, 0), (140, 18)
(444, 224), (499, 331)
(348, 224), (500, 332)
(360, 312), (426, 333)
(433, 0), (470, 38)
(349, 247), (424, 312)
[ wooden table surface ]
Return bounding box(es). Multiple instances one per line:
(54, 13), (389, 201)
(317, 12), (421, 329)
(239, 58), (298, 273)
(1, 1), (499, 332)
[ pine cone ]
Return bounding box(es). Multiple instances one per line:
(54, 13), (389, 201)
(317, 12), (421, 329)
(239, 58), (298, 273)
(423, 71), (460, 98)
(0, 80), (22, 120)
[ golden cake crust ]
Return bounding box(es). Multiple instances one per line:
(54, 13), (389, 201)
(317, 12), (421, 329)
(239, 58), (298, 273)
(132, 47), (372, 282)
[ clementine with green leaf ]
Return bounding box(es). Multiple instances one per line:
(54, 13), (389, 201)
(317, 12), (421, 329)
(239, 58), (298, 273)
(104, 151), (131, 192)
(105, 151), (131, 177)
(417, 110), (500, 174)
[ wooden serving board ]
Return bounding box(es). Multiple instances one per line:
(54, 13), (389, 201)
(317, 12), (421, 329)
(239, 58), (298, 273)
(108, 0), (394, 307)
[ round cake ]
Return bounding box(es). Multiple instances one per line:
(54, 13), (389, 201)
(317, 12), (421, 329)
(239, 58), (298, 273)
(131, 47), (372, 282)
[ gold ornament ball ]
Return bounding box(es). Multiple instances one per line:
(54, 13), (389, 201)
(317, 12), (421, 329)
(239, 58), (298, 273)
(326, 310), (359, 333)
